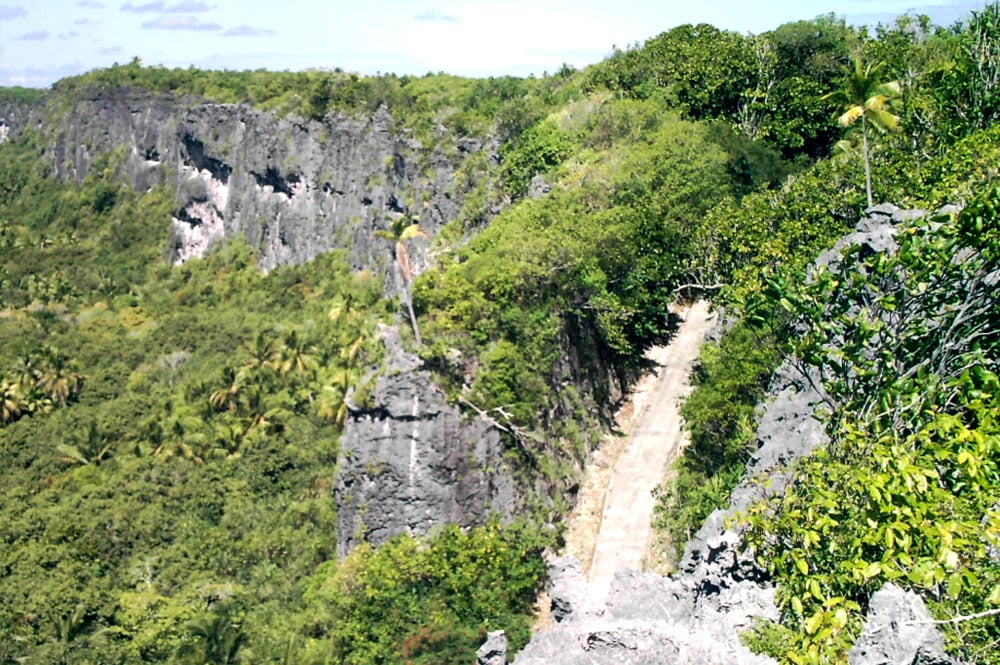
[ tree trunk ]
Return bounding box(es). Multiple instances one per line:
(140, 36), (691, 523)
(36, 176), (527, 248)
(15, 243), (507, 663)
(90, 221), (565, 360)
(402, 287), (423, 347)
(862, 115), (874, 208)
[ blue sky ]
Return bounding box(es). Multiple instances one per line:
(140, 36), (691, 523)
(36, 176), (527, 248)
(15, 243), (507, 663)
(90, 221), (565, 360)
(0, 1), (988, 88)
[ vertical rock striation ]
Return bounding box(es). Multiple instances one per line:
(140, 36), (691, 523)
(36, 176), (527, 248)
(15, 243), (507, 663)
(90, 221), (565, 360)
(335, 327), (517, 556)
(28, 87), (494, 274)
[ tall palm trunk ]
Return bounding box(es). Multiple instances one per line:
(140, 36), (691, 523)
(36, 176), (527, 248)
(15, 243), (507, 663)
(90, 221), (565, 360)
(862, 115), (873, 208)
(401, 285), (423, 347)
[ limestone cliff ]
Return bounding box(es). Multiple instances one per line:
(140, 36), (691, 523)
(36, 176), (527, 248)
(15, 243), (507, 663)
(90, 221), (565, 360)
(2, 88), (494, 274)
(1, 87), (523, 551)
(336, 327), (517, 557)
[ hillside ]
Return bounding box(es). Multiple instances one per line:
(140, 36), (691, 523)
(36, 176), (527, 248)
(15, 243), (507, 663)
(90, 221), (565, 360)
(0, 4), (999, 664)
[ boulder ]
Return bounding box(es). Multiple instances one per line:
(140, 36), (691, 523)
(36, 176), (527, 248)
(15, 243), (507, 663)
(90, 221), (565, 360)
(849, 584), (959, 665)
(477, 630), (508, 665)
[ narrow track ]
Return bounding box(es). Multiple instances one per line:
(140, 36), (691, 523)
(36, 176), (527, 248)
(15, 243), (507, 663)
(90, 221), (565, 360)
(583, 300), (714, 595)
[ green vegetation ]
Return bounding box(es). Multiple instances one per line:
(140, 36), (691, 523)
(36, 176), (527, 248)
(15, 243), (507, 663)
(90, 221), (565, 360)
(315, 521), (548, 665)
(646, 5), (1000, 663)
(745, 189), (1000, 664)
(1, 3), (999, 663)
(415, 107), (737, 500)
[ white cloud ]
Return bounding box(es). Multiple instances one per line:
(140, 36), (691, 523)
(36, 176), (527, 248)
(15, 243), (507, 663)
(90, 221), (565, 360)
(123, 0), (211, 13)
(141, 15), (220, 30)
(15, 29), (49, 40)
(414, 9), (459, 23)
(221, 24), (276, 37)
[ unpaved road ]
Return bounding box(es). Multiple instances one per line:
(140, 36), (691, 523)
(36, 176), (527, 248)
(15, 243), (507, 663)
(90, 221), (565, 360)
(574, 300), (714, 595)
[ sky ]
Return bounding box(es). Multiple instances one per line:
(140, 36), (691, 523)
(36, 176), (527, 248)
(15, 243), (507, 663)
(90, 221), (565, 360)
(0, 0), (989, 88)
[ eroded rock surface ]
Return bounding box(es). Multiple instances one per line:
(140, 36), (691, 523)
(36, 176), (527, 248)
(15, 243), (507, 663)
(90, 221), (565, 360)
(850, 584), (959, 665)
(10, 88), (494, 274)
(335, 327), (517, 556)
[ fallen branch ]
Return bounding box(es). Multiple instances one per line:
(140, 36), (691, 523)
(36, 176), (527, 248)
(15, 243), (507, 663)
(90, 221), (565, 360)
(457, 397), (539, 466)
(673, 282), (726, 292)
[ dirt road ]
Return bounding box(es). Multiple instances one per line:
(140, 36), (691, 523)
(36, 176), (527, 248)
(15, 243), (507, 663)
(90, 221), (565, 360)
(579, 300), (714, 595)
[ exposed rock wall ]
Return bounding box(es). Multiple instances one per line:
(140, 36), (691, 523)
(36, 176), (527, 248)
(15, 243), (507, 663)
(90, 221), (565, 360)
(336, 327), (517, 556)
(0, 99), (45, 144)
(335, 311), (638, 555)
(4, 87), (635, 559)
(18, 87), (493, 274)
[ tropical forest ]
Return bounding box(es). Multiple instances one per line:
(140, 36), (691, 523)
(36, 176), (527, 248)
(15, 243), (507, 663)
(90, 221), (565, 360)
(0, 3), (999, 664)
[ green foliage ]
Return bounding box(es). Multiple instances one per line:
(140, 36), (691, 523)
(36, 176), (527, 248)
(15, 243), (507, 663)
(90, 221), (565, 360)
(500, 120), (574, 197)
(314, 521), (550, 665)
(934, 3), (1000, 140)
(0, 133), (393, 662)
(3, 7), (999, 662)
(417, 110), (733, 464)
(744, 190), (1000, 664)
(53, 63), (577, 146)
(0, 86), (46, 104)
(583, 15), (853, 161)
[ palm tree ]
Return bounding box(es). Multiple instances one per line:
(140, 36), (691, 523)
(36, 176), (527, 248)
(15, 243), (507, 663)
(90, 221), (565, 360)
(209, 367), (246, 413)
(275, 329), (318, 377)
(240, 332), (280, 375)
(57, 422), (115, 466)
(147, 399), (207, 464)
(823, 56), (901, 208)
(0, 380), (23, 424)
(317, 368), (359, 426)
(175, 614), (247, 665)
(375, 216), (429, 346)
(35, 346), (85, 407)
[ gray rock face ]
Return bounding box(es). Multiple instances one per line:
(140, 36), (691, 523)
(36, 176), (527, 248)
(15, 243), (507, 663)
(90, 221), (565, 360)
(548, 557), (602, 623)
(0, 98), (45, 144)
(513, 557), (778, 665)
(477, 630), (508, 665)
(6, 88), (637, 559)
(30, 88), (494, 274)
(849, 584), (959, 665)
(336, 313), (634, 554)
(335, 327), (517, 556)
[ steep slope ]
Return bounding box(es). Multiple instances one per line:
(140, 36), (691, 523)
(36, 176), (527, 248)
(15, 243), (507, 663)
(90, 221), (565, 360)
(506, 206), (978, 665)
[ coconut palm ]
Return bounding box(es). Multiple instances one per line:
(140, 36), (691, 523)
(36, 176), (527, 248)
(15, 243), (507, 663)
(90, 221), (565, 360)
(36, 346), (85, 407)
(0, 380), (23, 424)
(147, 399), (208, 464)
(823, 56), (901, 207)
(275, 329), (318, 377)
(209, 367), (246, 413)
(317, 368), (358, 426)
(375, 216), (429, 346)
(175, 614), (247, 665)
(57, 422), (115, 466)
(240, 331), (280, 375)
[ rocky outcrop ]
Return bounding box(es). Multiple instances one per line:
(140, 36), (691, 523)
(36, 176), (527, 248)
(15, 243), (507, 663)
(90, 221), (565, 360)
(16, 87), (494, 274)
(0, 98), (46, 144)
(850, 585), (960, 665)
(335, 327), (517, 556)
(513, 557), (778, 665)
(477, 631), (509, 665)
